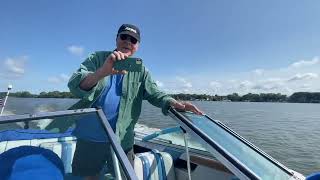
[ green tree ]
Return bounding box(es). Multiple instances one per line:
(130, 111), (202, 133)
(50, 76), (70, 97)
(227, 93), (241, 101)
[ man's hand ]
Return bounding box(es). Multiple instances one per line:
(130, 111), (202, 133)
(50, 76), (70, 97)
(171, 100), (204, 115)
(96, 51), (129, 78)
(80, 51), (129, 91)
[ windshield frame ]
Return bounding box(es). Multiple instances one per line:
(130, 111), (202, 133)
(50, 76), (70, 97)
(168, 108), (299, 180)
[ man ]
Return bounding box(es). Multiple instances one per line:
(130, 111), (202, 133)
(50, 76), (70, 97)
(68, 24), (203, 180)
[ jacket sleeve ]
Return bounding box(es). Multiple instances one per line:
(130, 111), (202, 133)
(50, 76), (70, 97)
(143, 69), (175, 115)
(67, 53), (102, 101)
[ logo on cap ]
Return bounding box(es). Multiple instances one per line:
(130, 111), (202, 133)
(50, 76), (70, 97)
(125, 27), (137, 34)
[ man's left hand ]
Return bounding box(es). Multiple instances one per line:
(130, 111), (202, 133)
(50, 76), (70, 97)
(171, 100), (204, 115)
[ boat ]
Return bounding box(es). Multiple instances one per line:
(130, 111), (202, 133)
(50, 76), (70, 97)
(0, 104), (314, 180)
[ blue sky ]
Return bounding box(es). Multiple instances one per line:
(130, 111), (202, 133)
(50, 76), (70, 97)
(1, 0), (320, 95)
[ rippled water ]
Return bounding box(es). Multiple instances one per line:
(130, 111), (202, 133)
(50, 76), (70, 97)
(2, 97), (320, 175)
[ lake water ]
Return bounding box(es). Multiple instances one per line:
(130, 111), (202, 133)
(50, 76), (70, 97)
(1, 97), (320, 175)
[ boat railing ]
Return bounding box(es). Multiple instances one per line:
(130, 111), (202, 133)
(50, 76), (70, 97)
(0, 106), (306, 180)
(0, 108), (138, 180)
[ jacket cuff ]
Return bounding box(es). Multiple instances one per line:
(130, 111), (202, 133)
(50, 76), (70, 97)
(68, 72), (99, 102)
(161, 97), (176, 115)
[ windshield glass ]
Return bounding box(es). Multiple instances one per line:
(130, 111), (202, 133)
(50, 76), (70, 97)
(178, 111), (292, 179)
(136, 103), (210, 154)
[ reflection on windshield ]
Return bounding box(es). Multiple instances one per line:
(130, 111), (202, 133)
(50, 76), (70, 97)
(151, 131), (208, 152)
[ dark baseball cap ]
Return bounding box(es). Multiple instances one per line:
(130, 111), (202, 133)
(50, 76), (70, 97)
(117, 24), (140, 42)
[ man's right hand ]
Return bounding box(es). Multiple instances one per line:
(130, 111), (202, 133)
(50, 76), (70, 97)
(96, 51), (129, 78)
(79, 51), (129, 91)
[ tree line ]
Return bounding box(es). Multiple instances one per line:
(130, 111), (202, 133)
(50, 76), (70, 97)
(169, 92), (320, 103)
(1, 91), (320, 103)
(0, 91), (76, 99)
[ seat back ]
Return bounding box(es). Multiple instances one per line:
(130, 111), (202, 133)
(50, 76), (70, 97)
(306, 172), (320, 180)
(40, 139), (76, 174)
(134, 150), (176, 180)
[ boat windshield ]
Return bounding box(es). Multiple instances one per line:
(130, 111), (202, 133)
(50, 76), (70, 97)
(0, 108), (138, 180)
(168, 109), (296, 180)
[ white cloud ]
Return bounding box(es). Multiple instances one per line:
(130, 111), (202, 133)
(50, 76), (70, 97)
(263, 78), (282, 83)
(176, 77), (192, 88)
(228, 79), (237, 83)
(252, 69), (264, 75)
(289, 57), (319, 68)
(208, 81), (222, 94)
(300, 84), (311, 89)
(67, 45), (84, 57)
(239, 80), (253, 89)
(48, 73), (70, 84)
(176, 77), (187, 83)
(152, 55), (320, 95)
(155, 80), (164, 87)
(252, 84), (280, 91)
(59, 74), (70, 81)
(5, 59), (24, 74)
(48, 77), (61, 84)
(7, 57), (27, 74)
(209, 81), (221, 88)
(244, 77), (287, 93)
(209, 81), (221, 87)
(161, 77), (194, 93)
(288, 73), (318, 82)
(184, 82), (192, 88)
(183, 89), (190, 93)
(0, 56), (27, 79)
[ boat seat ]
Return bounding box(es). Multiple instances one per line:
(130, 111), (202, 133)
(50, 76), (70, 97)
(134, 150), (176, 180)
(306, 172), (320, 180)
(0, 146), (65, 180)
(39, 139), (76, 174)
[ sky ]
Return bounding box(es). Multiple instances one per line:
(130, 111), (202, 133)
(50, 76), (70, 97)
(1, 0), (320, 95)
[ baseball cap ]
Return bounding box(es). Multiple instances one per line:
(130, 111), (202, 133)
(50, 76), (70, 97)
(117, 24), (140, 42)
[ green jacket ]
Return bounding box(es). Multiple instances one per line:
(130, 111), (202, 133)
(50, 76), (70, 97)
(67, 51), (174, 150)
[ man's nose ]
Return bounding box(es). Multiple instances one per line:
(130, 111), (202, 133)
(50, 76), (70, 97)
(123, 38), (132, 45)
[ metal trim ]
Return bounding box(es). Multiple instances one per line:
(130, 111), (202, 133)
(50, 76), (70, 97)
(0, 108), (98, 124)
(97, 109), (138, 180)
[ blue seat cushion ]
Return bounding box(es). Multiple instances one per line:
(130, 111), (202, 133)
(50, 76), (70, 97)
(306, 172), (320, 180)
(0, 146), (64, 180)
(0, 128), (73, 141)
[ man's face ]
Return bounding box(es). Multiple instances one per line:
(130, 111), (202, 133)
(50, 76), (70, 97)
(116, 34), (139, 56)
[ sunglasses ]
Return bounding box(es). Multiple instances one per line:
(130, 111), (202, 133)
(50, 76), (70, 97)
(119, 34), (138, 44)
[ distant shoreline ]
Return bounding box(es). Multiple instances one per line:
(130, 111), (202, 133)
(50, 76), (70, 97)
(1, 91), (320, 104)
